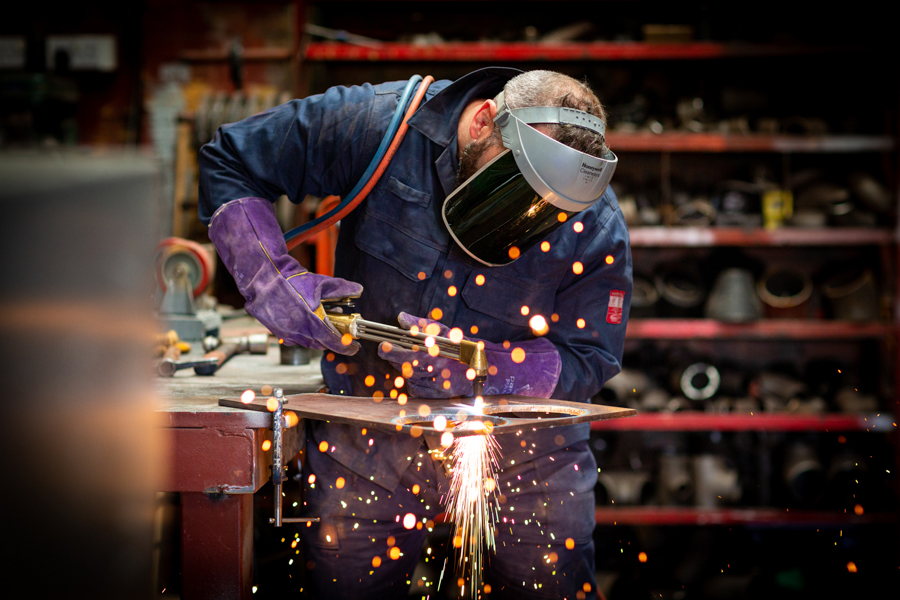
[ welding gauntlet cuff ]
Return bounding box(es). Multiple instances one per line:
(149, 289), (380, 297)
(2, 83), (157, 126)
(208, 197), (362, 355)
(378, 312), (561, 398)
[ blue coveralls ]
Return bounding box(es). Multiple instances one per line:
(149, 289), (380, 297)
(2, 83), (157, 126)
(200, 67), (632, 600)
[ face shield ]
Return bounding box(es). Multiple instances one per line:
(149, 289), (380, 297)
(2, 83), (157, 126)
(442, 91), (618, 266)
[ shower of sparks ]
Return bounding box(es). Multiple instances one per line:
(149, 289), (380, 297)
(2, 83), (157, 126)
(441, 417), (501, 597)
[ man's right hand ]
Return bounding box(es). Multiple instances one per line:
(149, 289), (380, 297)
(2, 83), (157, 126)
(208, 197), (362, 355)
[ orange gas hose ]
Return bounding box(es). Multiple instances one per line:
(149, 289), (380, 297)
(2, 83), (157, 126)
(286, 75), (434, 252)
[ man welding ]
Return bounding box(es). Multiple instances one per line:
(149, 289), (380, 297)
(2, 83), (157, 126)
(199, 67), (631, 600)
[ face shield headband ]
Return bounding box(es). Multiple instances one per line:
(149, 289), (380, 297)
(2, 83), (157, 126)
(442, 91), (618, 266)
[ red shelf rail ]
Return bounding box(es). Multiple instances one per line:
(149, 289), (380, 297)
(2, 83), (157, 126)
(590, 413), (895, 432)
(594, 506), (895, 526)
(628, 227), (895, 247)
(607, 132), (894, 153)
(625, 319), (895, 340)
(304, 41), (853, 62)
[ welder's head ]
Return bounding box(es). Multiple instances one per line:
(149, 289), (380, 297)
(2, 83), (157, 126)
(445, 71), (617, 266)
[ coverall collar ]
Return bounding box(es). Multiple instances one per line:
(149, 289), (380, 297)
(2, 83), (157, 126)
(408, 67), (522, 195)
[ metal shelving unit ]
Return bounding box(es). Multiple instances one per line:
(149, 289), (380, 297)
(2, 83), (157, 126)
(303, 41), (859, 62)
(594, 506), (895, 526)
(590, 413), (896, 432)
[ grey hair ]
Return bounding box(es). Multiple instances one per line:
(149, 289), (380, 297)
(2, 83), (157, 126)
(500, 70), (608, 159)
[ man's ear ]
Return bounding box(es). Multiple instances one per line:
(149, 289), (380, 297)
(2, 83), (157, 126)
(468, 99), (498, 142)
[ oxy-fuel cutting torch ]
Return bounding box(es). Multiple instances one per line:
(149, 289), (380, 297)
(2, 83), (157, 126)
(325, 311), (489, 398)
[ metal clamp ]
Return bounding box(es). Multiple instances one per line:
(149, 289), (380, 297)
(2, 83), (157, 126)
(269, 388), (319, 527)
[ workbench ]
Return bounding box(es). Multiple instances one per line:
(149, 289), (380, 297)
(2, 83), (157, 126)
(155, 331), (322, 600)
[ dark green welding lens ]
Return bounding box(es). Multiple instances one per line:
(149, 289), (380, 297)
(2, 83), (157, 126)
(443, 152), (574, 266)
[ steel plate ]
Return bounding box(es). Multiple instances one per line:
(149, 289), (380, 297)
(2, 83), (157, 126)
(219, 393), (635, 436)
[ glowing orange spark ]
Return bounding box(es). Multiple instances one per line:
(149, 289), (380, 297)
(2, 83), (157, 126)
(638, 552), (648, 563)
(565, 538), (575, 550)
(573, 222), (584, 233)
(557, 213), (568, 222)
(308, 474), (316, 484)
(431, 308), (443, 320)
(576, 318), (586, 329)
(365, 375), (375, 386)
(318, 441), (329, 452)
(403, 513), (416, 529)
(261, 440), (272, 451)
(520, 305), (530, 316)
(241, 390), (256, 404)
(444, 269), (453, 279)
(390, 389), (398, 399)
(398, 394), (408, 405)
(449, 327), (464, 343)
(847, 561), (857, 572)
(541, 241), (551, 252)
(475, 274), (485, 286)
(394, 376), (405, 388)
(418, 404), (431, 417)
(372, 556), (382, 567)
(335, 363), (348, 374)
(333, 476), (345, 489)
(466, 368), (476, 381)
(854, 504), (864, 515)
(285, 411), (299, 428)
(508, 246), (520, 260)
(572, 261), (584, 275)
(390, 546), (401, 560)
(605, 255), (614, 264)
(341, 333), (353, 346)
(448, 286), (458, 297)
(470, 325), (479, 334)
(412, 484), (421, 494)
(441, 431), (454, 447)
(266, 397), (279, 412)
(261, 384), (273, 396)
(511, 348), (526, 363)
(434, 416), (447, 431)
(529, 315), (549, 335)
(428, 345), (441, 357)
(417, 272), (426, 280)
(443, 380), (452, 390)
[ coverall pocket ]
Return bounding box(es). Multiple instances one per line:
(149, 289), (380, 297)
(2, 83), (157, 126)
(355, 216), (443, 282)
(388, 176), (431, 208)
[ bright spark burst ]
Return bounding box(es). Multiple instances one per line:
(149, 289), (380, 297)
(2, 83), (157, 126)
(442, 419), (501, 597)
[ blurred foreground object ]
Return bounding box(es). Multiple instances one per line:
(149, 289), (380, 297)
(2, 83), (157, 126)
(0, 151), (161, 599)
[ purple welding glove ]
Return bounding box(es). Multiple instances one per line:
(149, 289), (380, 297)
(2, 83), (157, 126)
(208, 197), (363, 355)
(377, 312), (561, 399)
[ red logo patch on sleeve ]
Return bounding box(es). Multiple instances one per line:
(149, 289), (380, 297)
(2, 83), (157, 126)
(606, 290), (626, 324)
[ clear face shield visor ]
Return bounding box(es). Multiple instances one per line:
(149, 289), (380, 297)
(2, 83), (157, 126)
(442, 92), (618, 267)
